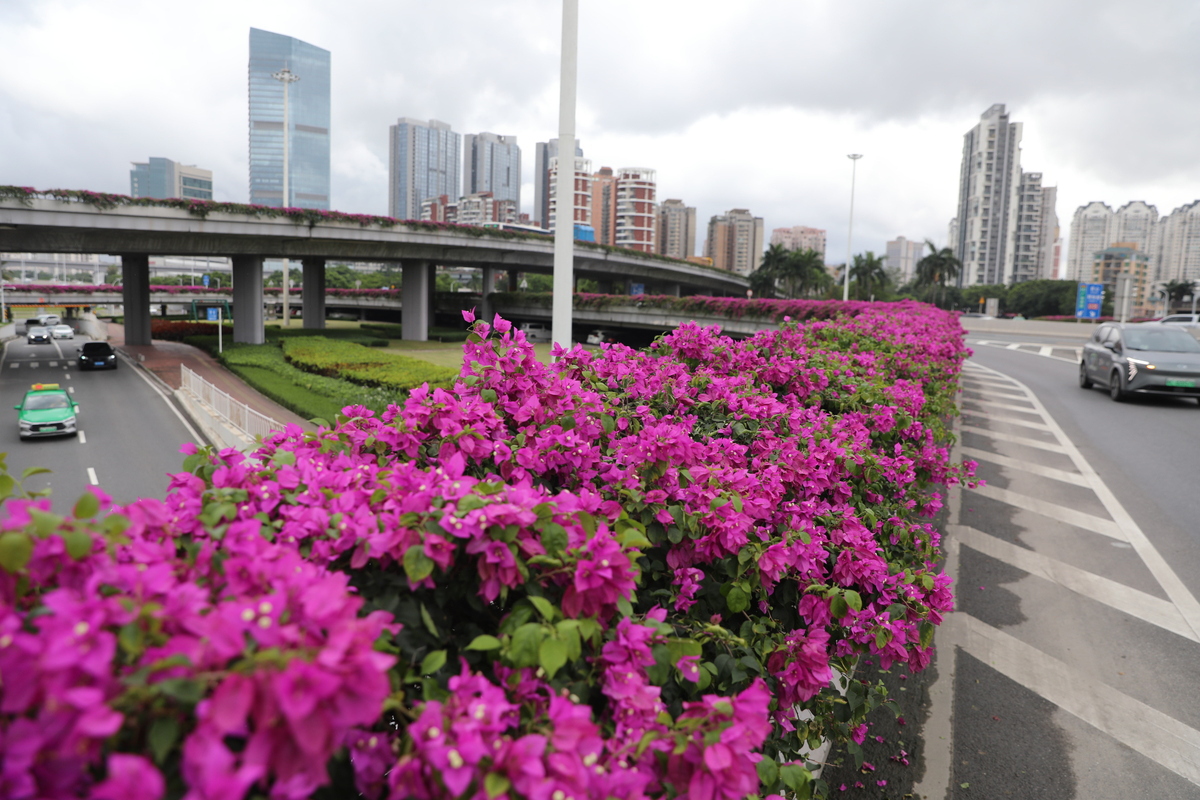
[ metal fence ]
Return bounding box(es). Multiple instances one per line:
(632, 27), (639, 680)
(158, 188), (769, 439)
(180, 364), (281, 441)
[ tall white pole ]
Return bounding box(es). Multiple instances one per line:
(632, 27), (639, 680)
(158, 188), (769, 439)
(273, 67), (299, 327)
(551, 0), (579, 350)
(843, 154), (863, 302)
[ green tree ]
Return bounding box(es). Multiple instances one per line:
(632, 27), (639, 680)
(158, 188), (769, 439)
(1005, 279), (1079, 318)
(849, 251), (888, 301)
(785, 248), (830, 298)
(914, 240), (962, 309)
(1162, 279), (1196, 310)
(748, 243), (790, 299)
(961, 284), (1008, 314)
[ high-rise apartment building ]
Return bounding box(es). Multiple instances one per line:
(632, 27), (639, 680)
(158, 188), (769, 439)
(389, 118), (460, 220)
(1011, 172), (1059, 284)
(547, 156), (593, 235)
(770, 226), (827, 260)
(1157, 201), (1200, 283)
(534, 138), (582, 228)
(614, 168), (656, 253)
(462, 133), (521, 207)
(951, 104), (1024, 286)
(130, 158), (212, 201)
(456, 192), (519, 227)
(657, 199), (697, 260)
(706, 209), (764, 276)
(885, 236), (926, 285)
(1065, 202), (1115, 281)
(1113, 201), (1159, 263)
(590, 167), (619, 245)
(248, 28), (331, 209)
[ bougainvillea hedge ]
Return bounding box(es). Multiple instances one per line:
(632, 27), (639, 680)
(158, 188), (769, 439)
(0, 300), (974, 800)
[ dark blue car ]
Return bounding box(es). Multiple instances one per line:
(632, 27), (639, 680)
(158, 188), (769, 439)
(78, 342), (118, 370)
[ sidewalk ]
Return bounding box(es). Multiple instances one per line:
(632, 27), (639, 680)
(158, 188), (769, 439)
(107, 323), (316, 441)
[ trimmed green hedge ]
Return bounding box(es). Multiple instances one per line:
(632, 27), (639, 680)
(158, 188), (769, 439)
(281, 337), (458, 392)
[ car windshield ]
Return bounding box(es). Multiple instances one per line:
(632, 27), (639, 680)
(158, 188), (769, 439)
(29, 327), (46, 333)
(82, 344), (112, 354)
(1124, 328), (1200, 353)
(25, 394), (70, 410)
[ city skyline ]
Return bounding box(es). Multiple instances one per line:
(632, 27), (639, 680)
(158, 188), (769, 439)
(5, 1), (1200, 272)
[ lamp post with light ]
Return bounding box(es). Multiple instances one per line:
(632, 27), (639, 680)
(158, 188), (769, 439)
(551, 0), (579, 350)
(843, 153), (863, 302)
(272, 66), (300, 326)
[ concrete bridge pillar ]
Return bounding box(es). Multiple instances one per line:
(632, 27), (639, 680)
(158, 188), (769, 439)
(302, 257), (326, 329)
(402, 260), (432, 341)
(231, 255), (265, 345)
(120, 254), (151, 346)
(480, 265), (497, 324)
(665, 283), (682, 297)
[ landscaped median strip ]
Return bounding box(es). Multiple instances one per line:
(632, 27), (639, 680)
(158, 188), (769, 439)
(0, 300), (975, 799)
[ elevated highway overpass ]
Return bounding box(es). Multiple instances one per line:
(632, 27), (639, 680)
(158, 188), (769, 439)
(0, 194), (747, 346)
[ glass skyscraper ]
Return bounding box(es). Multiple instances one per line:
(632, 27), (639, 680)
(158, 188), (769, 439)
(248, 28), (331, 209)
(130, 157), (212, 200)
(463, 132), (521, 207)
(389, 118), (460, 220)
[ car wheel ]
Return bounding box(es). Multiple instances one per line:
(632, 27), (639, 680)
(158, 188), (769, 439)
(1079, 362), (1093, 389)
(1109, 370), (1126, 402)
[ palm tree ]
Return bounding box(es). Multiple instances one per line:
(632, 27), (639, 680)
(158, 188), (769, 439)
(915, 239), (962, 308)
(850, 251), (888, 300)
(784, 248), (827, 298)
(1162, 279), (1196, 311)
(749, 243), (790, 298)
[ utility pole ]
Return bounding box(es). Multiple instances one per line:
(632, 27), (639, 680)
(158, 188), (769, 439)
(551, 0), (579, 350)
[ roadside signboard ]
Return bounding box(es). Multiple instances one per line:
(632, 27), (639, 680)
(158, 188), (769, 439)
(202, 274), (210, 288)
(206, 307), (219, 321)
(630, 283), (645, 296)
(1075, 282), (1104, 319)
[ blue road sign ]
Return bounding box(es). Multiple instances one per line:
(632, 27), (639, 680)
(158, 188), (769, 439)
(1076, 282), (1104, 319)
(206, 307), (219, 321)
(630, 283), (645, 296)
(202, 274), (210, 288)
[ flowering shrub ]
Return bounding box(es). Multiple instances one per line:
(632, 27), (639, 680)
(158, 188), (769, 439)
(0, 302), (972, 799)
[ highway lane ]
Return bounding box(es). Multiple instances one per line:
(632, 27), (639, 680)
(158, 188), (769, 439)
(915, 332), (1200, 799)
(0, 329), (199, 513)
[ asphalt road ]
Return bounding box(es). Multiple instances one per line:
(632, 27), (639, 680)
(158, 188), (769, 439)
(912, 330), (1200, 799)
(1, 326), (199, 513)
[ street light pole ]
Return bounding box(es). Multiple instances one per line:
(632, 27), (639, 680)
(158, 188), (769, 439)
(843, 154), (863, 302)
(551, 0), (579, 350)
(273, 66), (300, 327)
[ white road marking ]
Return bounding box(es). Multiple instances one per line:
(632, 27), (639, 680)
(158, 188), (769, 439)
(1039, 345), (1053, 357)
(952, 524), (1197, 642)
(65, 373), (71, 380)
(49, 361), (57, 367)
(67, 386), (74, 394)
(8, 363), (15, 368)
(969, 483), (1125, 540)
(960, 424), (1068, 453)
(960, 445), (1088, 486)
(86, 467), (98, 485)
(969, 339), (1083, 364)
(967, 412), (1053, 432)
(30, 362), (37, 368)
(78, 431), (86, 444)
(947, 612), (1200, 786)
(962, 384), (1028, 401)
(964, 397), (1041, 414)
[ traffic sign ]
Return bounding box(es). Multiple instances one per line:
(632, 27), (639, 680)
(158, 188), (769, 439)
(206, 307), (219, 321)
(1075, 282), (1104, 319)
(202, 274), (210, 288)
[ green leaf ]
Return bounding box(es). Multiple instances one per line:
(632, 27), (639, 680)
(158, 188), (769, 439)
(0, 474), (13, 501)
(556, 620), (582, 660)
(508, 623), (543, 668)
(403, 544), (435, 582)
(725, 586), (750, 614)
(148, 717), (180, 765)
(419, 603), (439, 637)
(480, 388), (498, 403)
(0, 532), (33, 573)
(157, 678), (204, 704)
(600, 414), (616, 434)
(779, 763), (812, 793)
(540, 523), (568, 556)
(528, 595), (556, 622)
(756, 756), (780, 786)
(919, 620), (935, 648)
(539, 638), (569, 678)
(420, 649), (447, 675)
(28, 509), (62, 539)
(830, 595), (849, 620)
(666, 637), (703, 666)
(20, 466), (51, 481)
(843, 589), (863, 612)
(62, 530), (94, 560)
(466, 634), (502, 651)
(484, 773), (512, 799)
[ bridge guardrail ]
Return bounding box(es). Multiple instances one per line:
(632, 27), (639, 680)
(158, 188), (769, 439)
(180, 365), (281, 440)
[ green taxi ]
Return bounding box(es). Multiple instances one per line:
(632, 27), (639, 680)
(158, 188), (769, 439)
(15, 383), (78, 439)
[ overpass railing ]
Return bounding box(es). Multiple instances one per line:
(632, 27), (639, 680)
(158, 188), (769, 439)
(180, 365), (281, 440)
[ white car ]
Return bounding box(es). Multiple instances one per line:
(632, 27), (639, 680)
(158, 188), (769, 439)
(37, 314), (62, 327)
(50, 324), (74, 339)
(519, 322), (552, 343)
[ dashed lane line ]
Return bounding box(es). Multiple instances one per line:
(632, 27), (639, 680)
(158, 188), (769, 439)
(969, 413), (1053, 432)
(960, 424), (1068, 453)
(960, 445), (1089, 487)
(86, 467), (98, 485)
(951, 524), (1197, 642)
(964, 397), (1042, 415)
(969, 483), (1125, 541)
(78, 431), (86, 444)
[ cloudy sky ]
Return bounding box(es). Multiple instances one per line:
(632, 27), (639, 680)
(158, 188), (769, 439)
(3, 0), (1200, 267)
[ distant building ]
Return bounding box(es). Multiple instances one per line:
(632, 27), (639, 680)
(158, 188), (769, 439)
(130, 158), (212, 200)
(885, 236), (926, 284)
(248, 28), (331, 209)
(420, 195), (457, 224)
(547, 156), (593, 235)
(706, 209), (764, 276)
(1113, 201), (1158, 273)
(1011, 172), (1058, 284)
(952, 104), (1025, 286)
(770, 226), (826, 260)
(456, 191), (518, 227)
(1156, 200), (1200, 283)
(462, 132), (521, 207)
(389, 118), (460, 220)
(533, 138), (582, 228)
(614, 168), (656, 253)
(1092, 244), (1151, 317)
(1066, 201), (1115, 281)
(590, 167), (619, 245)
(658, 199), (697, 260)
